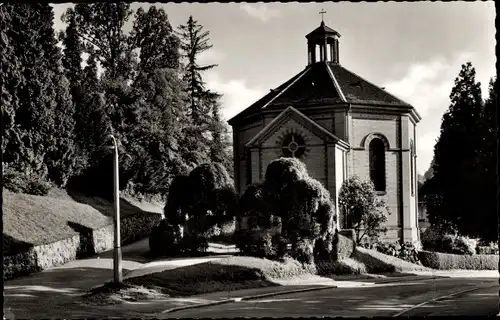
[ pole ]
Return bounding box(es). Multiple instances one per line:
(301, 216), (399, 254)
(110, 135), (122, 284)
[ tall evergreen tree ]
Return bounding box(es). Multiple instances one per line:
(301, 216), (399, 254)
(425, 62), (484, 234)
(60, 12), (83, 105)
(1, 5), (25, 172)
(178, 16), (219, 168)
(3, 4), (77, 187)
(475, 77), (498, 241)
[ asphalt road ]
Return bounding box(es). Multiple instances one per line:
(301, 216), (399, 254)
(160, 277), (499, 318)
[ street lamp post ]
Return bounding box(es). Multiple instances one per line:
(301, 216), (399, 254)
(108, 134), (122, 284)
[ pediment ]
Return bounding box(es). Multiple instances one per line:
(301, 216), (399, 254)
(245, 106), (349, 150)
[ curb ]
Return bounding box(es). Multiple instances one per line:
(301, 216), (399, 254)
(161, 285), (337, 314)
(160, 275), (444, 314)
(370, 275), (443, 284)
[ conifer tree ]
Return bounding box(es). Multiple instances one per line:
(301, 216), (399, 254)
(1, 5), (25, 172)
(425, 62), (484, 234)
(60, 12), (83, 108)
(3, 4), (77, 187)
(475, 77), (497, 241)
(178, 16), (218, 168)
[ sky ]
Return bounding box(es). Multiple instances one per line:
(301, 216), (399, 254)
(51, 2), (496, 175)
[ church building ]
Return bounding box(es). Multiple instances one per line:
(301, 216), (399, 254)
(228, 20), (422, 243)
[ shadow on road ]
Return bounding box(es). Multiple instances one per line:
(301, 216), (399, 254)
(4, 266), (135, 318)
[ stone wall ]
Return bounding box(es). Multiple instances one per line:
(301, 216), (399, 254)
(3, 212), (163, 280)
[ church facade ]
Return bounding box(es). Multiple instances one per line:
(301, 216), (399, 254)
(228, 22), (422, 243)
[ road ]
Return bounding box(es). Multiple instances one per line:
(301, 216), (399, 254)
(160, 277), (499, 318)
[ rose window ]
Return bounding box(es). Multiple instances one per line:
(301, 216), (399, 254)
(281, 133), (306, 158)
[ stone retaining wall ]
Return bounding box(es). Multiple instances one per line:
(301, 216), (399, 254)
(3, 212), (163, 280)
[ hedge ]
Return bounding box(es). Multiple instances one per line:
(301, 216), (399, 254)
(418, 250), (499, 270)
(3, 212), (163, 280)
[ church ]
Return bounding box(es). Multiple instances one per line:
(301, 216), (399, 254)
(228, 19), (422, 244)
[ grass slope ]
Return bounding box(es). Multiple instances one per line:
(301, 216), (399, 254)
(3, 188), (164, 255)
(86, 256), (315, 304)
(317, 247), (430, 276)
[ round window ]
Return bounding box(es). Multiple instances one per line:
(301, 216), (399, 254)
(281, 133), (306, 158)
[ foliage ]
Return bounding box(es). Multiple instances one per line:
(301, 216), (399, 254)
(332, 229), (356, 261)
(475, 76), (498, 242)
(476, 242), (499, 255)
(3, 167), (53, 196)
(373, 241), (420, 264)
(178, 15), (230, 171)
(1, 4), (78, 187)
(420, 225), (447, 251)
(163, 163), (238, 253)
(148, 220), (183, 256)
(338, 176), (390, 244)
(452, 236), (477, 255)
(130, 6), (180, 71)
(418, 250), (498, 270)
(423, 62), (491, 240)
(421, 226), (477, 256)
(237, 158), (336, 263)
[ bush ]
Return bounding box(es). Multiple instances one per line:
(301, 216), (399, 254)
(372, 240), (420, 264)
(453, 236), (476, 255)
(234, 230), (281, 259)
(180, 234), (209, 253)
(420, 225), (478, 256)
(476, 241), (499, 255)
(3, 169), (52, 196)
(163, 162), (238, 253)
(237, 158), (336, 262)
(149, 220), (183, 256)
(291, 239), (314, 264)
(418, 250), (498, 270)
(420, 225), (445, 251)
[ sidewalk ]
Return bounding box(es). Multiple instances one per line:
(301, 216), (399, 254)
(3, 239), (237, 319)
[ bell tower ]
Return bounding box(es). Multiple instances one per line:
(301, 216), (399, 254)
(306, 10), (341, 65)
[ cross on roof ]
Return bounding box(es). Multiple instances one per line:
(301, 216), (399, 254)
(319, 9), (326, 22)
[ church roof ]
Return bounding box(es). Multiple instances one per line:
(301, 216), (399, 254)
(306, 21), (341, 38)
(229, 61), (413, 124)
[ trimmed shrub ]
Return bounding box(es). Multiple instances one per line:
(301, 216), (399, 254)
(121, 212), (163, 245)
(263, 157), (308, 193)
(164, 162), (237, 253)
(234, 229), (280, 259)
(149, 220), (183, 256)
(333, 229), (356, 261)
(237, 158), (337, 262)
(418, 250), (498, 270)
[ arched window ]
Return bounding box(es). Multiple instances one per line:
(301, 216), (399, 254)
(281, 133), (306, 158)
(369, 138), (386, 192)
